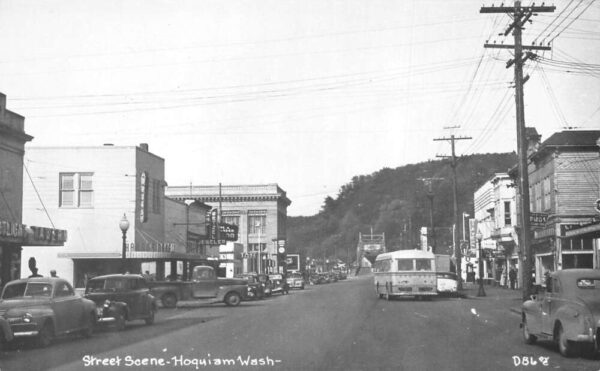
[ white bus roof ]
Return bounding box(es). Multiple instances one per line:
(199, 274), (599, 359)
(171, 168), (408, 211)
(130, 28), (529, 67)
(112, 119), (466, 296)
(375, 249), (435, 261)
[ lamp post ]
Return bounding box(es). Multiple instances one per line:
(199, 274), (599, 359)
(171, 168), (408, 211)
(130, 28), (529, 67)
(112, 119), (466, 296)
(256, 221), (262, 274)
(476, 232), (486, 297)
(119, 213), (130, 274)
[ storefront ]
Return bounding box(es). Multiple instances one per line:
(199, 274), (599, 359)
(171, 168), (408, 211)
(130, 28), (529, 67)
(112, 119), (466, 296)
(0, 220), (67, 286)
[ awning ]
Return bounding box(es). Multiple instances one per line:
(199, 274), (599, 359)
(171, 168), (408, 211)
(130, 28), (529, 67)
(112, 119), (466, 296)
(564, 222), (600, 239)
(58, 251), (210, 260)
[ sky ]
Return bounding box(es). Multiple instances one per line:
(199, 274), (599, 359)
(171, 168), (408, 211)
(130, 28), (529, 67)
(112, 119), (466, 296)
(0, 0), (598, 216)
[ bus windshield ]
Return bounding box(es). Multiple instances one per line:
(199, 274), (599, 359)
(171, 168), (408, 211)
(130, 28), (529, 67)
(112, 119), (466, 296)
(397, 259), (413, 271)
(415, 259), (432, 271)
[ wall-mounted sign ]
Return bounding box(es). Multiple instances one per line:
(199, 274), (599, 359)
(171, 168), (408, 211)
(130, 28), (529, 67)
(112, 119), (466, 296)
(530, 212), (548, 226)
(0, 219), (67, 246)
(139, 171), (148, 223)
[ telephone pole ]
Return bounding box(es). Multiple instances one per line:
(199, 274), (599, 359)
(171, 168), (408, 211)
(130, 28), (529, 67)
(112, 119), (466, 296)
(434, 134), (471, 290)
(481, 1), (555, 300)
(418, 177), (444, 253)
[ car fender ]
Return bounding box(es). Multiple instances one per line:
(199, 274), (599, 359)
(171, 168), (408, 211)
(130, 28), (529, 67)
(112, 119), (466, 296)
(554, 304), (589, 341)
(216, 286), (246, 301)
(107, 301), (129, 319)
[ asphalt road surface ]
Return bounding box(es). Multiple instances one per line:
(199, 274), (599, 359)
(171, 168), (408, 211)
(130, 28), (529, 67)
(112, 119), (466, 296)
(1, 275), (599, 371)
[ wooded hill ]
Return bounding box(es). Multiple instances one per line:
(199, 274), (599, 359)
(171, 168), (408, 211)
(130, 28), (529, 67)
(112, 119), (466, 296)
(286, 152), (518, 263)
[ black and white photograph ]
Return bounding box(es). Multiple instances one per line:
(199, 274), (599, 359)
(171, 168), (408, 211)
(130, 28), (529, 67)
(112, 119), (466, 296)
(0, 1), (600, 370)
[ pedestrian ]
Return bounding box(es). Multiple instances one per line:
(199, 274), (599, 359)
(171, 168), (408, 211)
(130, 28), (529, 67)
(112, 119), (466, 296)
(50, 270), (58, 277)
(509, 267), (517, 290)
(28, 267), (42, 278)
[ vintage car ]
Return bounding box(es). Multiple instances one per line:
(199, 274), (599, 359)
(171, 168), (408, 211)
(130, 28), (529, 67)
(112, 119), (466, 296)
(0, 277), (96, 347)
(85, 274), (157, 330)
(521, 269), (600, 357)
(268, 274), (289, 295)
(256, 274), (273, 297)
(286, 272), (305, 290)
(436, 272), (458, 297)
(234, 274), (265, 300)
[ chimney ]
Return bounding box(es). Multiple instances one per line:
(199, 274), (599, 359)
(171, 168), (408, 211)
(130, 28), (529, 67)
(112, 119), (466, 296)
(139, 143), (149, 151)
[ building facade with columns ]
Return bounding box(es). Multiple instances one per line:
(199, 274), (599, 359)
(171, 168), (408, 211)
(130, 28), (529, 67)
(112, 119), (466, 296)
(165, 184), (291, 274)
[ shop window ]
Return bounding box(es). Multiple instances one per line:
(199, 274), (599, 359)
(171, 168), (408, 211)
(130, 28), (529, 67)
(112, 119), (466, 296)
(248, 215), (266, 234)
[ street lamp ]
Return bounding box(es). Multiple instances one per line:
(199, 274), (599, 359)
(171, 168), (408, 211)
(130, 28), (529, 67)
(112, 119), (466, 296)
(256, 221), (262, 274)
(476, 231), (486, 297)
(119, 213), (130, 274)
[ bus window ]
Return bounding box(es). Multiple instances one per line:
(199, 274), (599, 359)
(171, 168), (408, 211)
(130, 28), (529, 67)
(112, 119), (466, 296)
(415, 259), (432, 271)
(397, 259), (413, 271)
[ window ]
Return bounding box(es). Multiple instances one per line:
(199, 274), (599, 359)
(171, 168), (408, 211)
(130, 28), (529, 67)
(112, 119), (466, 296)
(415, 259), (432, 271)
(543, 177), (551, 211)
(397, 259), (413, 271)
(248, 215), (266, 234)
(504, 201), (512, 226)
(534, 182), (542, 212)
(54, 282), (74, 297)
(60, 172), (94, 207)
(60, 174), (75, 207)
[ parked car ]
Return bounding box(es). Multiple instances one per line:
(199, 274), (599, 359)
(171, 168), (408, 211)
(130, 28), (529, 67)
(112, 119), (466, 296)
(0, 277), (96, 347)
(309, 273), (325, 285)
(521, 269), (600, 357)
(286, 272), (305, 290)
(234, 273), (265, 300)
(149, 266), (249, 307)
(256, 274), (273, 297)
(268, 274), (289, 295)
(436, 272), (458, 297)
(332, 270), (347, 280)
(85, 274), (157, 331)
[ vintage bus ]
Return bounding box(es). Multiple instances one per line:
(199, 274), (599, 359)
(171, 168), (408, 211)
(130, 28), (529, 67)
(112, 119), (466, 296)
(373, 249), (438, 299)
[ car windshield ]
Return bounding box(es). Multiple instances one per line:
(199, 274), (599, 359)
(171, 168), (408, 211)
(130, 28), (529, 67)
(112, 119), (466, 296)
(438, 273), (457, 280)
(1, 282), (52, 299)
(86, 278), (127, 293)
(289, 273), (302, 278)
(237, 275), (256, 283)
(576, 278), (600, 291)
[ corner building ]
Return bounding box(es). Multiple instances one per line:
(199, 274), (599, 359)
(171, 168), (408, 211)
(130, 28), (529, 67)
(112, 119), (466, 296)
(166, 184), (291, 274)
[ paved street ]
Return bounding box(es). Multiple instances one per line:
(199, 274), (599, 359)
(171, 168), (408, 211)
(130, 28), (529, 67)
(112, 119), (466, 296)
(1, 274), (599, 371)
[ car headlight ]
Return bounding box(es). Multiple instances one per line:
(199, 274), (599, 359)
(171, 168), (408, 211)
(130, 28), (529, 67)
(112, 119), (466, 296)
(23, 312), (33, 323)
(103, 299), (111, 308)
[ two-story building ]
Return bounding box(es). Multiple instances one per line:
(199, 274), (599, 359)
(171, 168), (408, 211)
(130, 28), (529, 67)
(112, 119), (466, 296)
(472, 173), (519, 287)
(166, 184), (291, 274)
(526, 130), (600, 283)
(21, 144), (212, 288)
(0, 93), (66, 286)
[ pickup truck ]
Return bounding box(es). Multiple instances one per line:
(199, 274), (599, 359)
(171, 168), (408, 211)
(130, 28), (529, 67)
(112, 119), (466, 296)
(148, 266), (249, 308)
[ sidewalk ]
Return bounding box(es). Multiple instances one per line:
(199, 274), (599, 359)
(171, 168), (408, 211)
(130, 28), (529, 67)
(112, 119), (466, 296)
(459, 282), (524, 315)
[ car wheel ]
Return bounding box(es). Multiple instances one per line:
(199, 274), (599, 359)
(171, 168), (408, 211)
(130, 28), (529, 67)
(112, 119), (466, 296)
(81, 312), (95, 338)
(145, 307), (155, 325)
(36, 321), (54, 348)
(557, 324), (574, 357)
(224, 292), (241, 307)
(161, 293), (177, 308)
(522, 316), (536, 344)
(114, 313), (126, 331)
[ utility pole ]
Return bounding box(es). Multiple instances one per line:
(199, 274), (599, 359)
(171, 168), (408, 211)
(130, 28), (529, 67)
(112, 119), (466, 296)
(434, 134), (471, 290)
(418, 177), (444, 253)
(481, 1), (554, 301)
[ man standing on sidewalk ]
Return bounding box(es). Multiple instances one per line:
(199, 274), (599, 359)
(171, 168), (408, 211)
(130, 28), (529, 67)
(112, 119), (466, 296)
(509, 267), (517, 290)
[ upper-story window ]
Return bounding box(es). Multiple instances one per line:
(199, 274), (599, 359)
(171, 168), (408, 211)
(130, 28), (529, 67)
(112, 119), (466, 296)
(223, 215), (240, 226)
(248, 211), (267, 234)
(504, 201), (512, 226)
(60, 173), (94, 208)
(543, 177), (551, 212)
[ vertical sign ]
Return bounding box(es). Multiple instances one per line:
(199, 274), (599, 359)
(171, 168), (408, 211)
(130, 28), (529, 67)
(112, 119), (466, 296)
(140, 171), (148, 223)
